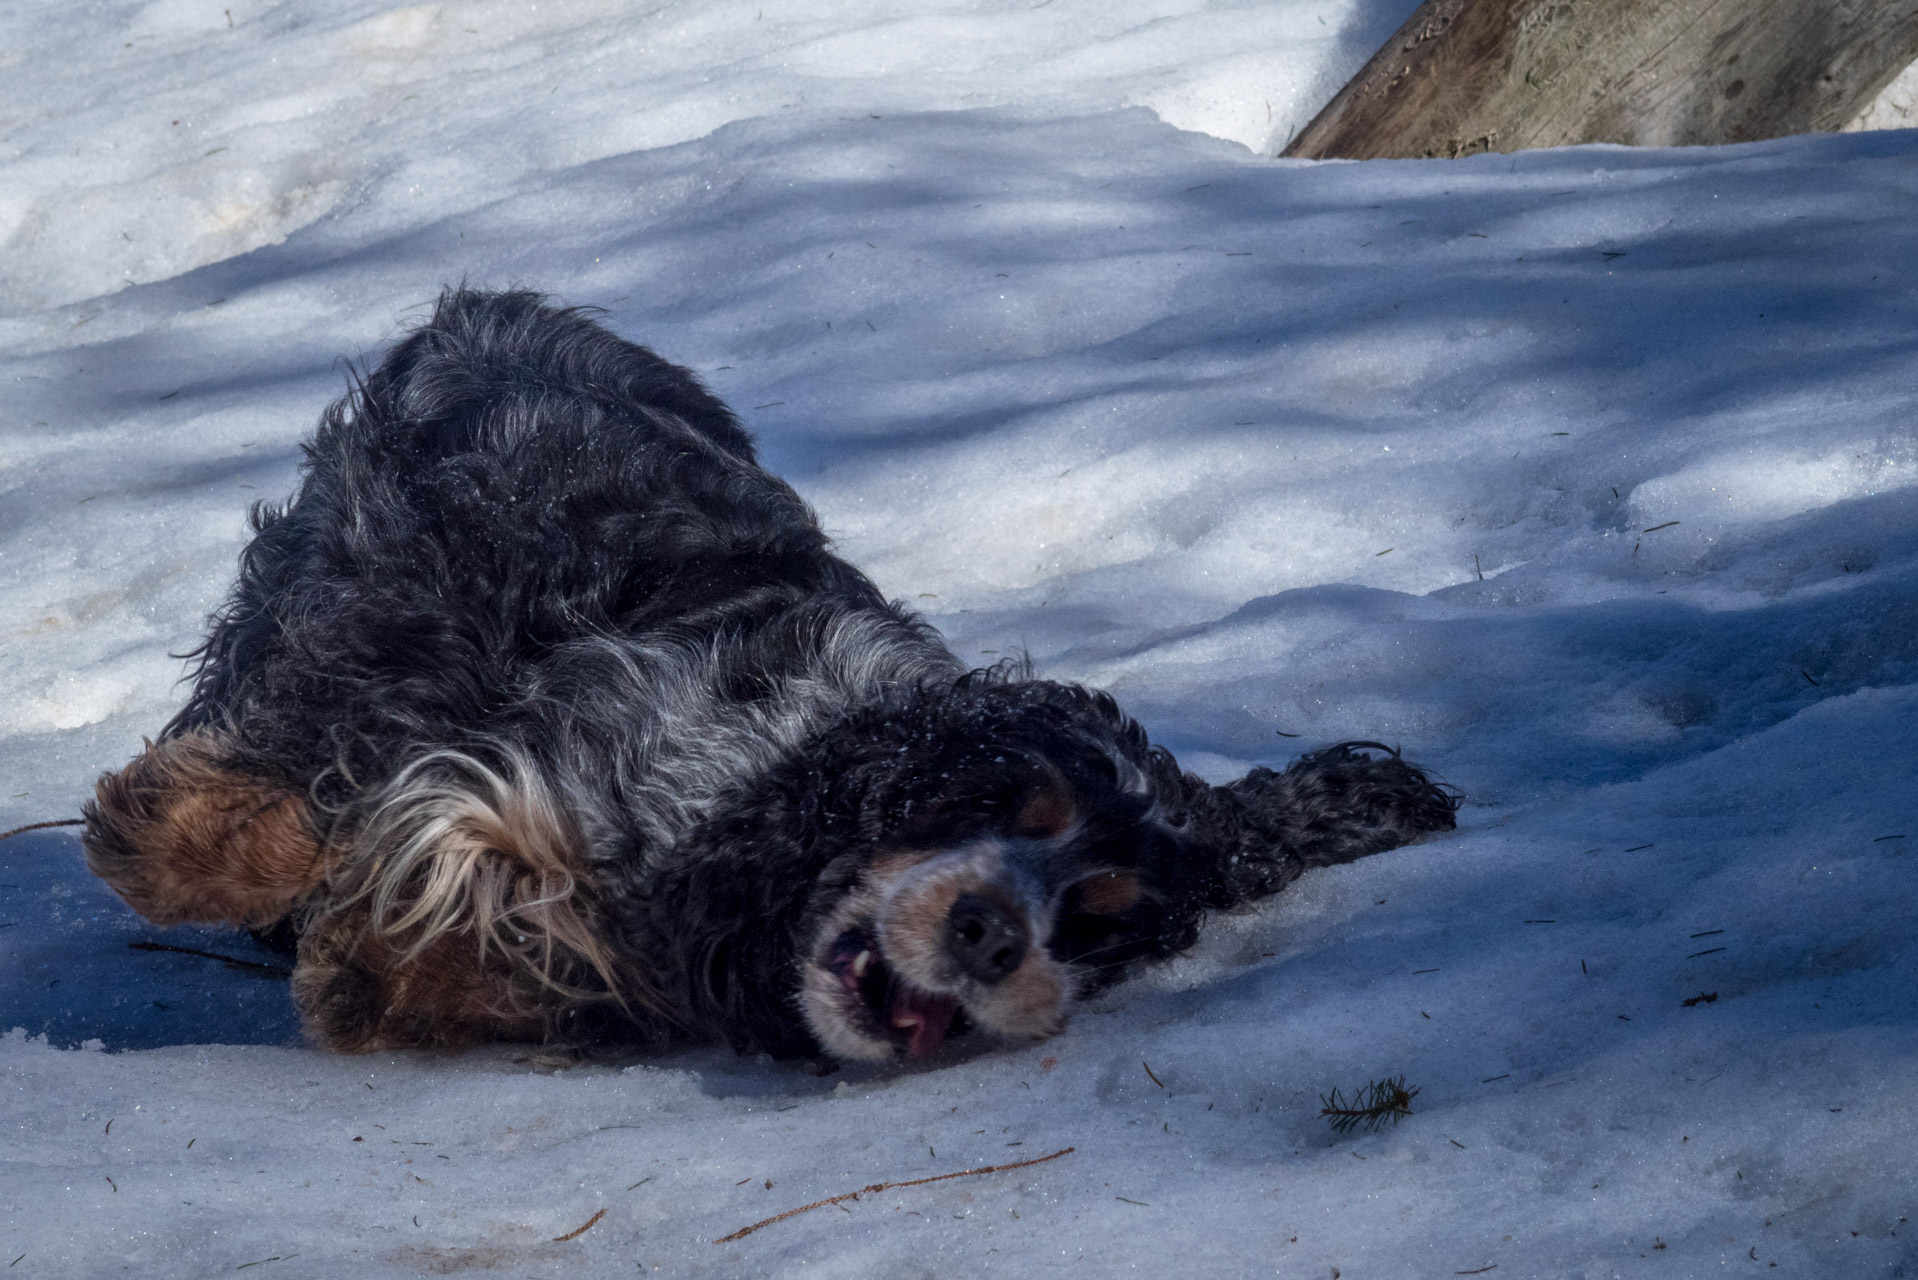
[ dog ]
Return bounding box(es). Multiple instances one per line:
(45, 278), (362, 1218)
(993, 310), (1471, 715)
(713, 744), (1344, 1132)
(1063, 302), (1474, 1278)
(82, 289), (1456, 1062)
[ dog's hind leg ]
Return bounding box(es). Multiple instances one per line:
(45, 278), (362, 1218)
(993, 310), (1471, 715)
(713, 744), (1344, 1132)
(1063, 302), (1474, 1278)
(289, 752), (648, 1052)
(82, 730), (324, 929)
(1182, 741), (1457, 908)
(292, 900), (552, 1052)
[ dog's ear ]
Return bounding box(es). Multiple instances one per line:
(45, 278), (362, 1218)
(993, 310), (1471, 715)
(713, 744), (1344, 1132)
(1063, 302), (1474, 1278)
(1178, 742), (1457, 908)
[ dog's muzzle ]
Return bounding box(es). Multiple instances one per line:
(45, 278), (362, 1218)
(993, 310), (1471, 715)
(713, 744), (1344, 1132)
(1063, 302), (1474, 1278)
(800, 839), (1071, 1061)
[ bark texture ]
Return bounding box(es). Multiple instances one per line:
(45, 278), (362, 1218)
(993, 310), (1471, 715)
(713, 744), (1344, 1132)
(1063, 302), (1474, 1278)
(1285, 0), (1918, 160)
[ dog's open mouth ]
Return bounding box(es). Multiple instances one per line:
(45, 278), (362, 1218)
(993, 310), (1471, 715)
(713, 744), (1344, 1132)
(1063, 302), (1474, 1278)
(801, 840), (1074, 1062)
(828, 927), (963, 1058)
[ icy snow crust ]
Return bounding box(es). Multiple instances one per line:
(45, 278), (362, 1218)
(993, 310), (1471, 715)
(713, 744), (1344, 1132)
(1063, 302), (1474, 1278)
(3, 4), (1917, 1277)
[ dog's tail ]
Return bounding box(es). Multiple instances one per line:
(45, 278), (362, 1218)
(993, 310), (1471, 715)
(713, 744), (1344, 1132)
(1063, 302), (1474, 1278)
(1180, 742), (1457, 909)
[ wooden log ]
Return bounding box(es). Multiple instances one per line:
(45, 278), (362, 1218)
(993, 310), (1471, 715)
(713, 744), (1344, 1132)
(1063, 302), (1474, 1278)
(1284, 0), (1918, 160)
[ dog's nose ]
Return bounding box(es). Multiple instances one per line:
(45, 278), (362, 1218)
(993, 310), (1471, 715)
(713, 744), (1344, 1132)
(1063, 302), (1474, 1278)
(946, 893), (1029, 984)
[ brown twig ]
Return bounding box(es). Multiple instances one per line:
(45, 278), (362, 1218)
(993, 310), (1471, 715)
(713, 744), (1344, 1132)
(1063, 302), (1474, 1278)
(552, 1208), (606, 1242)
(714, 1147), (1074, 1244)
(1142, 1060), (1164, 1089)
(0, 818), (84, 844)
(127, 941), (292, 978)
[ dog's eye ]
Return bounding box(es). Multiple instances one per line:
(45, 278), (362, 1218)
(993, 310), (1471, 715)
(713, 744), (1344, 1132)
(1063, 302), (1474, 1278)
(1050, 868), (1156, 971)
(1047, 899), (1142, 973)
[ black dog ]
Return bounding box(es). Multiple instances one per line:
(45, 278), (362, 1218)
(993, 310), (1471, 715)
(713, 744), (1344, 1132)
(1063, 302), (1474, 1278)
(83, 289), (1455, 1061)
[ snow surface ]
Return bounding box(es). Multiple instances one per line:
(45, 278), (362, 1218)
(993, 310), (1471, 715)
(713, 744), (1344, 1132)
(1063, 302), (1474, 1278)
(4, 3), (1918, 1277)
(1850, 61), (1918, 136)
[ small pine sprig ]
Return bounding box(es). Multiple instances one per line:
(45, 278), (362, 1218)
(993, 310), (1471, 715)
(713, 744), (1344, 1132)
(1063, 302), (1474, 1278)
(1319, 1076), (1420, 1134)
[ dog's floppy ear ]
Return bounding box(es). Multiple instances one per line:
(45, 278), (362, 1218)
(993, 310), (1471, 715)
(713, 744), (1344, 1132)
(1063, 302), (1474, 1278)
(1178, 742), (1457, 909)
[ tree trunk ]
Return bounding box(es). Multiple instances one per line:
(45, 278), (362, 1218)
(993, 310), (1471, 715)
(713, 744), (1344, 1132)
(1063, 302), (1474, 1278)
(1284, 0), (1918, 160)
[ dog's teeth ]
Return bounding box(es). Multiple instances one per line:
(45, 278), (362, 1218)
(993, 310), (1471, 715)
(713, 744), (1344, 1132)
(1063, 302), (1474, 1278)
(892, 1012), (921, 1030)
(851, 950), (871, 978)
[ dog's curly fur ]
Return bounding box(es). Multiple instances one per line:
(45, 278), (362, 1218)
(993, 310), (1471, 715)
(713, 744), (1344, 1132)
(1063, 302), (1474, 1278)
(83, 289), (1457, 1061)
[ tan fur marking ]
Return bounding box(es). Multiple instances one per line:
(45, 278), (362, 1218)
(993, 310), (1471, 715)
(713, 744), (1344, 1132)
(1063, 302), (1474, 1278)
(875, 844), (1030, 984)
(294, 902), (549, 1053)
(1073, 868), (1143, 917)
(1013, 779), (1077, 838)
(968, 950), (1070, 1040)
(876, 848), (1069, 1040)
(83, 731), (322, 928)
(867, 847), (945, 877)
(879, 873), (969, 979)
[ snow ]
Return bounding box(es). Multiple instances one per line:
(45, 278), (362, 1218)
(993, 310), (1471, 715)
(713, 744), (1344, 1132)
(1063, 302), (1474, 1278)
(0, 0), (1419, 314)
(4, 2), (1918, 1277)
(1849, 61), (1918, 135)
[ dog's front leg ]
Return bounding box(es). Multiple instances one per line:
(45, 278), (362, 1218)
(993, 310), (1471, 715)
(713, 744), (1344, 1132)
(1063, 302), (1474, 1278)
(1177, 742), (1457, 909)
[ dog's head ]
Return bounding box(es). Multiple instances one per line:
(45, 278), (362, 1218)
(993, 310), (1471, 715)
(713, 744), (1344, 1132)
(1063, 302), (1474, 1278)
(796, 758), (1182, 1061)
(662, 683), (1451, 1061)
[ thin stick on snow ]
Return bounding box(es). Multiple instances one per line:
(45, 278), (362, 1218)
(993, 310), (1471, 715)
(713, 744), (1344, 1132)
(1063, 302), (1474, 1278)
(127, 941), (292, 978)
(0, 818), (83, 844)
(552, 1208), (606, 1242)
(714, 1147), (1075, 1244)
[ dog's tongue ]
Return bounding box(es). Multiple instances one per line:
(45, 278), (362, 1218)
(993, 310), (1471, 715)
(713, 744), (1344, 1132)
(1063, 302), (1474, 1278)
(890, 985), (960, 1058)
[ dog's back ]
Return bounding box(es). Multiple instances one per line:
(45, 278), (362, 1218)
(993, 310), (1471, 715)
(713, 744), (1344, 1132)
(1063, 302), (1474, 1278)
(91, 291), (962, 1049)
(174, 291), (952, 816)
